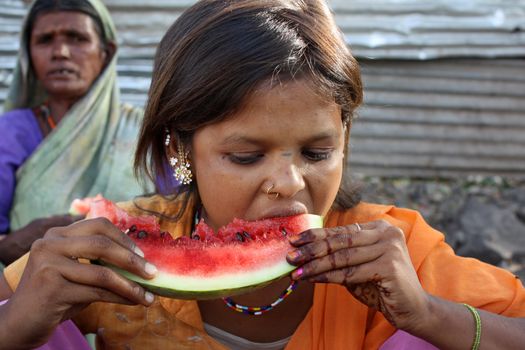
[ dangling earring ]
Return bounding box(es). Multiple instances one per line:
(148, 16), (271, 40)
(164, 129), (171, 146)
(166, 130), (192, 185)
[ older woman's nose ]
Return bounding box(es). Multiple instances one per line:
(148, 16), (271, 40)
(51, 40), (71, 59)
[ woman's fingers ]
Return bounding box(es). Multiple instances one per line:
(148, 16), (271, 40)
(289, 222), (367, 247)
(290, 242), (387, 280)
(304, 259), (384, 285)
(287, 222), (380, 265)
(57, 259), (154, 306)
(31, 235), (156, 281)
(44, 217), (144, 258)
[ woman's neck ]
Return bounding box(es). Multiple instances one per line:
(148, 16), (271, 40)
(198, 278), (314, 343)
(47, 98), (76, 123)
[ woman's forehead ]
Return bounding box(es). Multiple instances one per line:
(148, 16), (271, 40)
(32, 11), (98, 34)
(195, 80), (343, 144)
(240, 79), (337, 117)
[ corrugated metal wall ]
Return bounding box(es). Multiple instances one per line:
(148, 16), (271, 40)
(1, 0), (524, 178)
(354, 58), (525, 178)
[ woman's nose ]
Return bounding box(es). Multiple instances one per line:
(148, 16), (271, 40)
(270, 162), (306, 198)
(52, 41), (70, 59)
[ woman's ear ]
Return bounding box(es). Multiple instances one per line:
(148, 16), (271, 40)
(102, 40), (117, 65)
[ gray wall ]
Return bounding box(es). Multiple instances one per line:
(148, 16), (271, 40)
(1, 0), (524, 178)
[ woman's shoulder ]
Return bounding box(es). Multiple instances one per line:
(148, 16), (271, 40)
(0, 108), (36, 128)
(116, 193), (195, 237)
(325, 202), (395, 227)
(0, 108), (42, 153)
(116, 194), (180, 216)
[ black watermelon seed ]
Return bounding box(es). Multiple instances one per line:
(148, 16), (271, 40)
(242, 231), (252, 240)
(236, 232), (245, 242)
(192, 234), (200, 241)
(137, 230), (148, 239)
(129, 225), (137, 232)
(281, 228), (288, 236)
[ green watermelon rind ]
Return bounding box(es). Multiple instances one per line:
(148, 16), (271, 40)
(108, 259), (297, 300)
(107, 214), (323, 300)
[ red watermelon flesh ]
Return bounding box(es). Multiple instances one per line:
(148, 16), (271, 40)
(71, 196), (160, 233)
(78, 197), (323, 299)
(69, 194), (105, 216)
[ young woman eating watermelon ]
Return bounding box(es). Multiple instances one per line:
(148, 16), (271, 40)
(1, 0), (525, 349)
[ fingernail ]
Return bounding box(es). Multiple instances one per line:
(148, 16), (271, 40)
(287, 249), (301, 261)
(288, 235), (301, 244)
(292, 267), (304, 280)
(134, 246), (144, 257)
(144, 262), (157, 276)
(145, 291), (154, 303)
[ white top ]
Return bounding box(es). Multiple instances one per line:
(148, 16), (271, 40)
(204, 322), (291, 350)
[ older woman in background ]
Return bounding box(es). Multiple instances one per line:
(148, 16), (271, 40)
(0, 0), (151, 267)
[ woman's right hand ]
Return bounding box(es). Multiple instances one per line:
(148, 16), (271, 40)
(0, 214), (84, 265)
(0, 217), (156, 349)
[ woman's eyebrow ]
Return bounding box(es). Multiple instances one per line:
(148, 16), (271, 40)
(220, 130), (338, 146)
(220, 134), (261, 146)
(302, 131), (338, 143)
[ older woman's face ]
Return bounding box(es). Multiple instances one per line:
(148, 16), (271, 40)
(29, 11), (107, 101)
(191, 80), (345, 231)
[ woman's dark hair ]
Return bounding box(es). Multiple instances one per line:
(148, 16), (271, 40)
(135, 0), (363, 215)
(25, 0), (108, 49)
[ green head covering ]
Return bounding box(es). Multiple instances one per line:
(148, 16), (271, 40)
(5, 0), (117, 112)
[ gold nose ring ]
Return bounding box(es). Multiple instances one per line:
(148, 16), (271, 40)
(266, 184), (279, 200)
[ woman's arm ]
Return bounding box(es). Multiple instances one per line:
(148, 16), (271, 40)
(412, 295), (525, 349)
(0, 215), (83, 265)
(287, 220), (525, 349)
(404, 295), (525, 349)
(0, 272), (12, 300)
(0, 218), (156, 349)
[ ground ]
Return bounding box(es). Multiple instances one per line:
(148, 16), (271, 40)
(357, 175), (525, 280)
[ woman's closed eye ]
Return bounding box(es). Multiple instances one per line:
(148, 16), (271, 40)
(34, 34), (53, 45)
(302, 148), (332, 162)
(228, 153), (264, 165)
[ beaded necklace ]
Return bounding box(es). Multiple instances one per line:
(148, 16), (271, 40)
(34, 103), (56, 132)
(222, 280), (298, 316)
(193, 208), (298, 316)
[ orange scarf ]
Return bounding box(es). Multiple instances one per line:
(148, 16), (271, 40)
(5, 196), (525, 349)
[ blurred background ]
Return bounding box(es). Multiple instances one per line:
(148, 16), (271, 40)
(1, 0), (524, 274)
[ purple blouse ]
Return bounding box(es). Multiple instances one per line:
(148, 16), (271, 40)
(0, 300), (91, 349)
(380, 330), (438, 350)
(0, 109), (43, 233)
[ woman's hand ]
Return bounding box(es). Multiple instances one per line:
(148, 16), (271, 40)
(286, 220), (430, 332)
(0, 214), (84, 265)
(1, 217), (156, 349)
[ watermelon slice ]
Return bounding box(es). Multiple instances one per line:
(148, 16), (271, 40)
(76, 197), (322, 299)
(69, 194), (104, 216)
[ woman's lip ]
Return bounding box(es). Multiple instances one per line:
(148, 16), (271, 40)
(48, 68), (77, 76)
(259, 205), (308, 220)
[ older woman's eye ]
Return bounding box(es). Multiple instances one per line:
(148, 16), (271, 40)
(228, 153), (264, 165)
(303, 149), (332, 161)
(67, 32), (88, 42)
(35, 34), (53, 44)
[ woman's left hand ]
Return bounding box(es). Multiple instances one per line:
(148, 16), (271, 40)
(286, 220), (430, 331)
